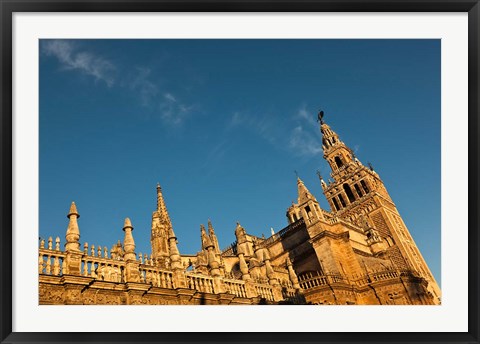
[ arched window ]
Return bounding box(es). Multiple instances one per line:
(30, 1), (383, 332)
(343, 184), (356, 203)
(334, 156), (343, 168)
(332, 198), (340, 211)
(338, 194), (347, 207)
(361, 180), (370, 193)
(354, 183), (363, 197)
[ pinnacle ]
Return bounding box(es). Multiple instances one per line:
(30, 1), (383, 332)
(67, 202), (80, 218)
(124, 217), (133, 229)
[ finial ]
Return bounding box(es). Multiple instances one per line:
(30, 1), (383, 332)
(294, 170), (299, 178)
(368, 162), (374, 171)
(67, 201), (80, 218)
(317, 110), (325, 125)
(316, 170), (323, 180)
(156, 182), (161, 189)
(123, 217), (133, 230)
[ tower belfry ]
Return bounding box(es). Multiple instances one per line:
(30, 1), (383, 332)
(318, 111), (441, 302)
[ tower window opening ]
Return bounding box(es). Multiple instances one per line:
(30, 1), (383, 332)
(361, 180), (370, 193)
(334, 156), (343, 168)
(332, 198), (340, 211)
(354, 184), (363, 197)
(338, 194), (347, 207)
(305, 205), (312, 218)
(343, 184), (356, 203)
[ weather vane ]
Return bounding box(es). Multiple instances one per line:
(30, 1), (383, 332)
(317, 110), (324, 124)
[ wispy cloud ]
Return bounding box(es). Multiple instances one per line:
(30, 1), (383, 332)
(127, 68), (194, 126)
(129, 67), (159, 107)
(297, 105), (318, 127)
(199, 140), (230, 178)
(42, 40), (115, 87)
(288, 105), (323, 157)
(159, 92), (194, 126)
(42, 40), (195, 127)
(289, 125), (323, 156)
(227, 111), (277, 144)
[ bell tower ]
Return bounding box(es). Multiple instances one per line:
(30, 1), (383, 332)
(318, 111), (441, 303)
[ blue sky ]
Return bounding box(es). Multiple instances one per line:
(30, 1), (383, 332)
(39, 39), (441, 285)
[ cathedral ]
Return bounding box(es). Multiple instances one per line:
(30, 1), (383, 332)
(38, 113), (441, 305)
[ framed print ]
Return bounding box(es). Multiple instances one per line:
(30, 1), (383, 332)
(1, 1), (479, 344)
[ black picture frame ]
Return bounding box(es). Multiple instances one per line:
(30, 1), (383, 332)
(1, 1), (478, 343)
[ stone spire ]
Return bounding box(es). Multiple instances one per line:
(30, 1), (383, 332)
(151, 183), (172, 263)
(317, 170), (328, 190)
(208, 219), (220, 253)
(200, 224), (213, 250)
(123, 217), (136, 261)
(297, 177), (317, 205)
(65, 202), (81, 251)
(156, 183), (172, 227)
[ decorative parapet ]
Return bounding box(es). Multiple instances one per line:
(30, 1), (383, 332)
(257, 218), (306, 249)
(38, 237), (303, 304)
(298, 269), (423, 290)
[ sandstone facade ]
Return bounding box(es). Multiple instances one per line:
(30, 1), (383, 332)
(39, 113), (440, 305)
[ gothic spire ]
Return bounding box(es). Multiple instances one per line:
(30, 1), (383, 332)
(297, 177), (317, 205)
(317, 170), (328, 190)
(208, 219), (220, 253)
(156, 183), (172, 227)
(200, 224), (213, 249)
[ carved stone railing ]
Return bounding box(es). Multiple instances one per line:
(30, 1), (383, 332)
(39, 238), (298, 303)
(299, 269), (409, 290)
(298, 271), (346, 289)
(223, 278), (247, 298)
(186, 273), (215, 293)
(81, 255), (125, 282)
(39, 248), (66, 276)
(253, 283), (275, 301)
(139, 264), (174, 288)
(38, 237), (65, 276)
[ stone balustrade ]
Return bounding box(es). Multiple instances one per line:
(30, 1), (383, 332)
(39, 237), (301, 304)
(253, 284), (275, 301)
(299, 268), (410, 290)
(186, 273), (215, 294)
(139, 265), (174, 288)
(223, 279), (247, 298)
